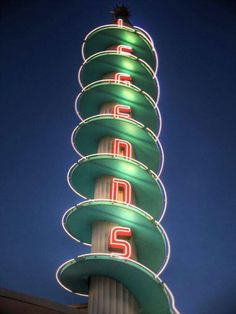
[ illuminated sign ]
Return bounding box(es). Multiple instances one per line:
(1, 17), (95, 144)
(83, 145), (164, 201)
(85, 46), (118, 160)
(112, 105), (132, 118)
(116, 18), (123, 27)
(117, 45), (133, 54)
(57, 13), (179, 314)
(112, 138), (132, 159)
(108, 226), (132, 258)
(110, 178), (132, 204)
(114, 72), (132, 85)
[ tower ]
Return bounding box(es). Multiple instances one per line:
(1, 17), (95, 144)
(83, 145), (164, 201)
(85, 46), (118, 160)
(57, 7), (179, 314)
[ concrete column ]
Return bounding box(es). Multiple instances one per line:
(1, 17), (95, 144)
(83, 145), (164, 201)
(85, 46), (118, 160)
(88, 111), (139, 313)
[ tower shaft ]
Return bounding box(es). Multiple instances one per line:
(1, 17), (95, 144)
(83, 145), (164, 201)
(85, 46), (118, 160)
(88, 138), (138, 314)
(57, 13), (179, 314)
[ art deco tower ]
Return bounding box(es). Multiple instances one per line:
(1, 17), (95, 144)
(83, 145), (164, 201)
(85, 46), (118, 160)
(57, 7), (179, 314)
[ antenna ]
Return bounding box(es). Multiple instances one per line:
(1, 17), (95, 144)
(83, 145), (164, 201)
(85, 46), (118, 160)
(110, 4), (132, 25)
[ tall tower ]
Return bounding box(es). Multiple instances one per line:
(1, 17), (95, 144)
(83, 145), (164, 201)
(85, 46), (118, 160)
(57, 7), (179, 314)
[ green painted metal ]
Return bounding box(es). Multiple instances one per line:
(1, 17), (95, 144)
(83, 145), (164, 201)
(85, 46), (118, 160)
(83, 25), (156, 70)
(63, 200), (168, 273)
(68, 155), (165, 220)
(72, 115), (162, 172)
(79, 52), (158, 100)
(76, 81), (160, 133)
(58, 254), (175, 314)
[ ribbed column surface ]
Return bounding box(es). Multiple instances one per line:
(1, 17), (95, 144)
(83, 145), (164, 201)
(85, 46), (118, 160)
(97, 137), (136, 158)
(89, 276), (139, 314)
(88, 138), (138, 314)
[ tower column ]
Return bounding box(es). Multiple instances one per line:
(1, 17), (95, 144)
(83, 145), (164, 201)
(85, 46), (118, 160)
(88, 133), (139, 314)
(57, 7), (179, 314)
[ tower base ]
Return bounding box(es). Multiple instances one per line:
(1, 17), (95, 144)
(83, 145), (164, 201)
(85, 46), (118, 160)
(88, 276), (139, 314)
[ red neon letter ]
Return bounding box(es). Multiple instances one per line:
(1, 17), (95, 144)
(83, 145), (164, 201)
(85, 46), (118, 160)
(114, 72), (132, 85)
(117, 45), (133, 54)
(112, 105), (132, 119)
(112, 138), (132, 159)
(110, 178), (132, 204)
(116, 18), (123, 27)
(109, 227), (132, 258)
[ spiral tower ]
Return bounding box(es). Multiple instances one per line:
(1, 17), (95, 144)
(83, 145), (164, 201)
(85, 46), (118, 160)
(57, 8), (179, 314)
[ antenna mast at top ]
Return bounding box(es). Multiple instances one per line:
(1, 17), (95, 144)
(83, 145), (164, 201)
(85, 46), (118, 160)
(110, 4), (132, 26)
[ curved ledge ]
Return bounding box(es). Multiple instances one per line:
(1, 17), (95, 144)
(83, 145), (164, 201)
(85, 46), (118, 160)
(62, 199), (170, 274)
(78, 52), (158, 101)
(71, 114), (163, 173)
(75, 80), (161, 134)
(56, 254), (179, 314)
(67, 154), (166, 220)
(82, 24), (157, 71)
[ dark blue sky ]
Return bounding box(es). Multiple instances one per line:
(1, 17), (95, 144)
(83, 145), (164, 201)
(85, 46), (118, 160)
(1, 1), (236, 313)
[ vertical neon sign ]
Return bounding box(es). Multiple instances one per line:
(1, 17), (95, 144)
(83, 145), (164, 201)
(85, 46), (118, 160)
(57, 9), (179, 314)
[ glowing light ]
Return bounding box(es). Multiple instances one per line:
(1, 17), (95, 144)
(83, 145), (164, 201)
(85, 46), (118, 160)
(56, 253), (179, 313)
(112, 138), (132, 159)
(58, 18), (180, 314)
(112, 105), (132, 119)
(78, 50), (156, 81)
(81, 24), (159, 72)
(110, 178), (132, 204)
(122, 60), (135, 71)
(67, 153), (166, 220)
(78, 58), (159, 101)
(114, 72), (132, 86)
(109, 227), (132, 258)
(74, 79), (159, 122)
(116, 19), (123, 27)
(134, 26), (154, 46)
(61, 199), (171, 276)
(117, 45), (133, 54)
(83, 24), (155, 48)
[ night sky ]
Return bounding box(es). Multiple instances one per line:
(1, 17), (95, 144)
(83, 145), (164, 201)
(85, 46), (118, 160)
(1, 1), (236, 313)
